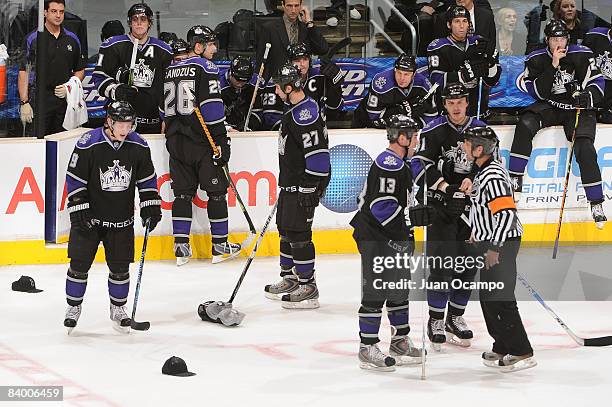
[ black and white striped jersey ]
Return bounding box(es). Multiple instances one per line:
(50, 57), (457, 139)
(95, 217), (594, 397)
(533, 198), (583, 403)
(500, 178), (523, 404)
(469, 157), (522, 244)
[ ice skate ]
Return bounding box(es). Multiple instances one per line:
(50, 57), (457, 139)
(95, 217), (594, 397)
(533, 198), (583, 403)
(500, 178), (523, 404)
(110, 304), (131, 334)
(64, 305), (81, 335)
(591, 202), (607, 230)
(510, 175), (523, 203)
(359, 343), (396, 372)
(427, 317), (446, 351)
(499, 353), (537, 373)
(389, 335), (425, 366)
(264, 271), (299, 300)
(482, 351), (505, 367)
(445, 314), (473, 347)
(212, 241), (241, 264)
(174, 242), (192, 266)
(281, 280), (319, 309)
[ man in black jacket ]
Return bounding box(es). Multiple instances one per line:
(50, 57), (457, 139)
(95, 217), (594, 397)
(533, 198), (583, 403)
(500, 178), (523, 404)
(256, 0), (328, 80)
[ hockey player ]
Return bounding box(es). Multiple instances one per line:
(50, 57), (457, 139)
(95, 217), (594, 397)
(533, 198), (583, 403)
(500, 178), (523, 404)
(351, 115), (434, 371)
(353, 53), (438, 128)
(63, 101), (162, 334)
(93, 2), (173, 134)
(427, 5), (501, 119)
(263, 63), (330, 309)
(286, 42), (345, 116)
(462, 126), (536, 373)
(253, 78), (287, 131)
(412, 82), (486, 350)
(509, 19), (607, 228)
(163, 25), (242, 266)
(219, 55), (262, 131)
(582, 24), (612, 123)
(170, 38), (190, 62)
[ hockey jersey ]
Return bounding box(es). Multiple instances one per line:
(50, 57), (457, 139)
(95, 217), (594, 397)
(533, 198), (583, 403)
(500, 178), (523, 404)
(66, 127), (160, 228)
(350, 148), (414, 242)
(412, 115), (486, 190)
(220, 70), (262, 131)
(162, 56), (228, 147)
(520, 44), (605, 110)
(354, 68), (438, 127)
(427, 35), (501, 117)
(254, 80), (286, 131)
(93, 35), (172, 126)
(582, 27), (612, 107)
(278, 96), (330, 190)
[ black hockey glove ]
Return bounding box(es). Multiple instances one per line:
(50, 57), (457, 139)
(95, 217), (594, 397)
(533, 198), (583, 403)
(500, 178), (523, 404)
(68, 200), (95, 231)
(406, 204), (435, 227)
(458, 61), (477, 84)
(574, 90), (593, 109)
(466, 37), (488, 60)
(298, 185), (320, 209)
(401, 99), (425, 119)
(437, 157), (455, 182)
(468, 59), (489, 78)
(212, 138), (231, 166)
(320, 60), (343, 85)
(444, 184), (468, 217)
(372, 118), (387, 129)
(140, 199), (162, 232)
(115, 66), (131, 84)
(112, 84), (139, 103)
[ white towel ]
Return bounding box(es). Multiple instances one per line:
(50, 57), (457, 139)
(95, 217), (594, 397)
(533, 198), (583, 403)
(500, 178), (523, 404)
(63, 76), (88, 130)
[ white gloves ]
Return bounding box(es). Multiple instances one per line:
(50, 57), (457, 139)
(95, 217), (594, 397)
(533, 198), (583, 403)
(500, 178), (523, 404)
(54, 83), (68, 98)
(20, 102), (34, 123)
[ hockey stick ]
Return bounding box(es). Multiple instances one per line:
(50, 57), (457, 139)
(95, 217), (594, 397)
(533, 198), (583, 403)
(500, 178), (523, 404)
(552, 108), (580, 259)
(194, 107), (257, 251)
(244, 43), (271, 132)
(130, 218), (151, 331)
(319, 37), (352, 119)
(517, 272), (612, 346)
(476, 78), (483, 120)
(418, 158), (428, 380)
(128, 36), (139, 86)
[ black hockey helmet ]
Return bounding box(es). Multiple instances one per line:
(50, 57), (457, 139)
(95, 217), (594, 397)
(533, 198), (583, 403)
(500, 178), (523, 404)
(387, 114), (421, 142)
(447, 5), (471, 23)
(159, 31), (178, 45)
(101, 20), (125, 42)
(171, 38), (190, 56)
(394, 53), (417, 72)
(230, 55), (254, 82)
(107, 100), (136, 122)
(273, 62), (303, 91)
(187, 25), (217, 48)
(286, 42), (311, 61)
(544, 19), (569, 38)
(464, 126), (499, 155)
(442, 82), (469, 101)
(127, 2), (153, 23)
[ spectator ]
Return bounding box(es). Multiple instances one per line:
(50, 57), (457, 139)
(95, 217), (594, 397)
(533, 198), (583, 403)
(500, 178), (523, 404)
(256, 0), (328, 80)
(88, 20), (124, 63)
(496, 8), (523, 56)
(18, 0), (85, 137)
(551, 0), (584, 44)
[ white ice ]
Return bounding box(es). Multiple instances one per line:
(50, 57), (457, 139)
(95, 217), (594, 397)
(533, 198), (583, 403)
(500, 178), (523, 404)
(1, 253), (611, 407)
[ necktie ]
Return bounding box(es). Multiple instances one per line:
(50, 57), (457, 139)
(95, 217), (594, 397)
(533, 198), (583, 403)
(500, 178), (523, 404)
(290, 23), (298, 45)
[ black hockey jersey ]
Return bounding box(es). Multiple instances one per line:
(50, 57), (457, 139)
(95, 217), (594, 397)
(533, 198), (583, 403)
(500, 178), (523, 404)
(219, 70), (263, 131)
(303, 65), (344, 113)
(412, 115), (486, 189)
(350, 148), (414, 242)
(582, 27), (612, 107)
(93, 35), (172, 126)
(253, 80), (286, 131)
(162, 56), (228, 146)
(521, 44), (605, 110)
(354, 68), (438, 127)
(427, 35), (501, 117)
(278, 96), (330, 190)
(66, 127), (160, 228)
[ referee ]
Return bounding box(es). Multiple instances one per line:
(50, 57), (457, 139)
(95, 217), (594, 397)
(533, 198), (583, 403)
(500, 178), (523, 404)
(17, 0), (85, 136)
(462, 126), (537, 373)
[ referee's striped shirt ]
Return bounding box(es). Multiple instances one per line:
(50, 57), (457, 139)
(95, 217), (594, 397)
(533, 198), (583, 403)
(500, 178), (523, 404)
(470, 157), (523, 244)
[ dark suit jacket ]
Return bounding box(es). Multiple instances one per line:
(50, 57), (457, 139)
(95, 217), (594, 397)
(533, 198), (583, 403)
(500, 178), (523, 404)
(256, 17), (329, 79)
(433, 6), (497, 57)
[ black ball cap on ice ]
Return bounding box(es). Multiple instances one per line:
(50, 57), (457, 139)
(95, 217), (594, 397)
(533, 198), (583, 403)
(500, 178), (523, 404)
(162, 356), (196, 377)
(11, 275), (43, 293)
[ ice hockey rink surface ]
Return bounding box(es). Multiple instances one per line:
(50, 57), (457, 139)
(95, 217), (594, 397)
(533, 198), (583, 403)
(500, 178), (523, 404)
(1, 250), (611, 407)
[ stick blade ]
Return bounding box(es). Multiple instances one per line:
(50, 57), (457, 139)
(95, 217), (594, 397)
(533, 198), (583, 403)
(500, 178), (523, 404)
(584, 336), (612, 346)
(131, 320), (150, 331)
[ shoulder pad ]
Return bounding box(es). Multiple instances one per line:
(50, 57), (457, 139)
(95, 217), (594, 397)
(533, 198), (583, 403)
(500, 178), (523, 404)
(568, 44), (592, 54)
(427, 37), (451, 52)
(75, 128), (104, 148)
(150, 37), (173, 53)
(126, 132), (149, 147)
(100, 34), (130, 48)
(470, 118), (487, 128)
(371, 69), (396, 93)
(587, 27), (610, 37)
(421, 116), (448, 134)
(467, 35), (483, 45)
(203, 58), (219, 74)
(525, 47), (548, 61)
(375, 150), (405, 172)
(219, 70), (230, 88)
(291, 98), (320, 126)
(412, 72), (432, 89)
